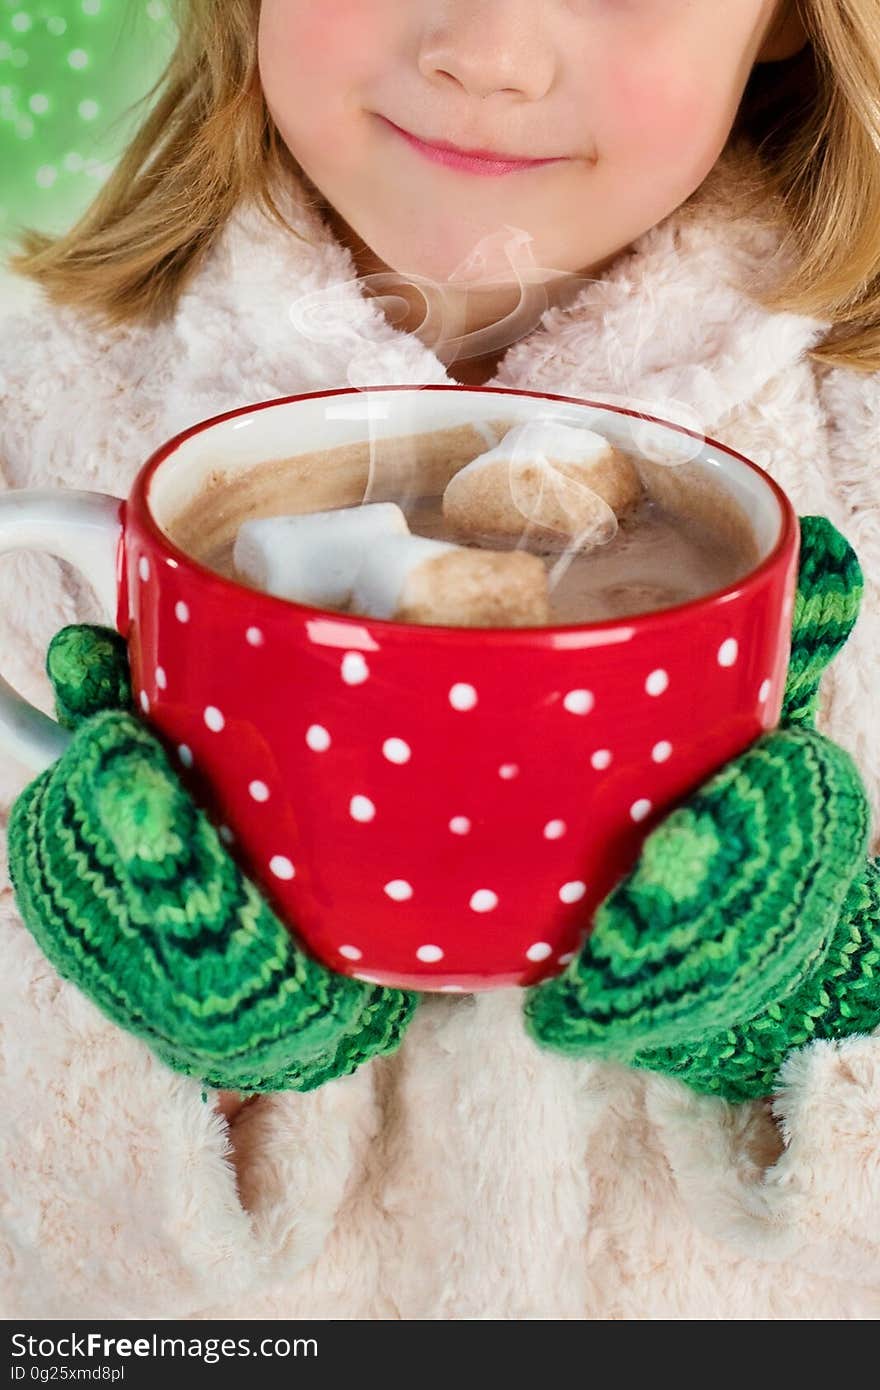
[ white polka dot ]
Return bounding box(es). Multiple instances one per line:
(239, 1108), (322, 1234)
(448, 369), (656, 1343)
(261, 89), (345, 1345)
(138, 556), (150, 582)
(563, 689), (594, 716)
(306, 724), (331, 752)
(449, 816), (471, 835)
(246, 626), (264, 647)
(384, 879), (413, 902)
(543, 819), (567, 840)
(591, 749), (613, 771)
(139, 690), (150, 714)
(470, 889), (498, 913)
(155, 666), (167, 691)
(204, 706), (225, 732)
(526, 942), (553, 962)
(718, 638), (739, 668)
(249, 780), (270, 802)
(558, 952), (576, 966)
(166, 558), (179, 570)
(449, 682), (478, 711)
(651, 740), (673, 763)
(630, 799), (653, 822)
(350, 795), (376, 823)
(440, 984), (466, 993)
(646, 669), (669, 696)
(342, 652), (369, 685)
(174, 600), (190, 624)
(560, 881), (587, 904)
(499, 763), (519, 780)
(416, 944), (444, 963)
(270, 855), (295, 880)
(339, 945), (363, 961)
(177, 744), (193, 769)
(383, 737), (411, 765)
(353, 972), (383, 984)
(759, 679), (772, 703)
(219, 825), (235, 845)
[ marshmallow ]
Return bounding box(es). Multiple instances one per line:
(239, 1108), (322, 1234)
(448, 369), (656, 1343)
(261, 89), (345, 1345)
(351, 533), (550, 627)
(443, 421), (643, 549)
(233, 503), (409, 608)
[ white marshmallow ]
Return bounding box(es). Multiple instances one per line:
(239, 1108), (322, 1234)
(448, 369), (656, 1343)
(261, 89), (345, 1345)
(233, 503), (409, 608)
(351, 533), (550, 627)
(443, 420), (642, 548)
(453, 420), (613, 481)
(351, 536), (457, 620)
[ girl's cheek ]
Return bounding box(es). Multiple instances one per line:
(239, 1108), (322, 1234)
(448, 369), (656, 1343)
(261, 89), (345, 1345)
(264, 0), (396, 83)
(595, 53), (728, 181)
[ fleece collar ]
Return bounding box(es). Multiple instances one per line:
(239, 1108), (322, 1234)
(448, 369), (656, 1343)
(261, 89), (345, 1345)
(180, 140), (828, 433)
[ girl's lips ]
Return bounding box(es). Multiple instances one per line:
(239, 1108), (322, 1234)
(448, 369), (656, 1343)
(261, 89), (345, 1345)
(379, 116), (565, 177)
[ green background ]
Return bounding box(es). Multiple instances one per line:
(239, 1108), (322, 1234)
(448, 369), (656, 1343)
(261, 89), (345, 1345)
(1, 0), (174, 291)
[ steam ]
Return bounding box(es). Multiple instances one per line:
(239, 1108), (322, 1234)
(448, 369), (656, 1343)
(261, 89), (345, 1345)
(501, 433), (620, 595)
(287, 224), (562, 379)
(286, 224), (711, 560)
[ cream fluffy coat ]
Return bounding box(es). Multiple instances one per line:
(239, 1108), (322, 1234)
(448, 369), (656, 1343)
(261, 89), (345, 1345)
(1, 145), (879, 1319)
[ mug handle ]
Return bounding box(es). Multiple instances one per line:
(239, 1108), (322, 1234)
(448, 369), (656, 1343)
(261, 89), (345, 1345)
(0, 489), (124, 772)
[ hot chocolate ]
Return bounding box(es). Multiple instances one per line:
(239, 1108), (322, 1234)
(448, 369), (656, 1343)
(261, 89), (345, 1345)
(167, 421), (759, 625)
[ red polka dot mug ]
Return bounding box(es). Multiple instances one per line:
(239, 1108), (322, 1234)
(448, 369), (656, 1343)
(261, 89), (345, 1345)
(0, 388), (798, 991)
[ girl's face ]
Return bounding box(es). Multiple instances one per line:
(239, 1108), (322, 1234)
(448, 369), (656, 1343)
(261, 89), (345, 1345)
(259, 0), (804, 284)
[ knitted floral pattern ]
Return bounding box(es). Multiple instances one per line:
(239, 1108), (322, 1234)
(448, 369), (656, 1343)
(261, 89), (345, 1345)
(8, 631), (415, 1092)
(526, 516), (880, 1101)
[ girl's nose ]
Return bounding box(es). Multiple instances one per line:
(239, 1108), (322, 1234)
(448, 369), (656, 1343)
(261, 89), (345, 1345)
(417, 0), (558, 103)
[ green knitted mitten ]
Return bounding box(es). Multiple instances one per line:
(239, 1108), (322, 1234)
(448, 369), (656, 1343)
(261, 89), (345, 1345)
(7, 627), (416, 1093)
(525, 516), (879, 1103)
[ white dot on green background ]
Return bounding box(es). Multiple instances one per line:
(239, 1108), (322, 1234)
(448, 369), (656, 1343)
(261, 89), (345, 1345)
(1, 3), (175, 240)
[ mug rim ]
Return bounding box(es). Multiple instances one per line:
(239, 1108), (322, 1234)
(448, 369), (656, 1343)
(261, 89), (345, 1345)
(131, 385), (799, 644)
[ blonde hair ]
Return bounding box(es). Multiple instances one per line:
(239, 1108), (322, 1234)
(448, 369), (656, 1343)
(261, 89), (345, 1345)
(10, 0), (880, 372)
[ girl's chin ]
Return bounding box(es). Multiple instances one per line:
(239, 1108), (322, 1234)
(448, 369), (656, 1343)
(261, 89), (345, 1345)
(326, 194), (593, 288)
(361, 235), (544, 289)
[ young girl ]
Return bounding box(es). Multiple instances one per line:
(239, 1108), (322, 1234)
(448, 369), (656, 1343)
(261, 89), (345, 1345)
(1, 0), (879, 1319)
